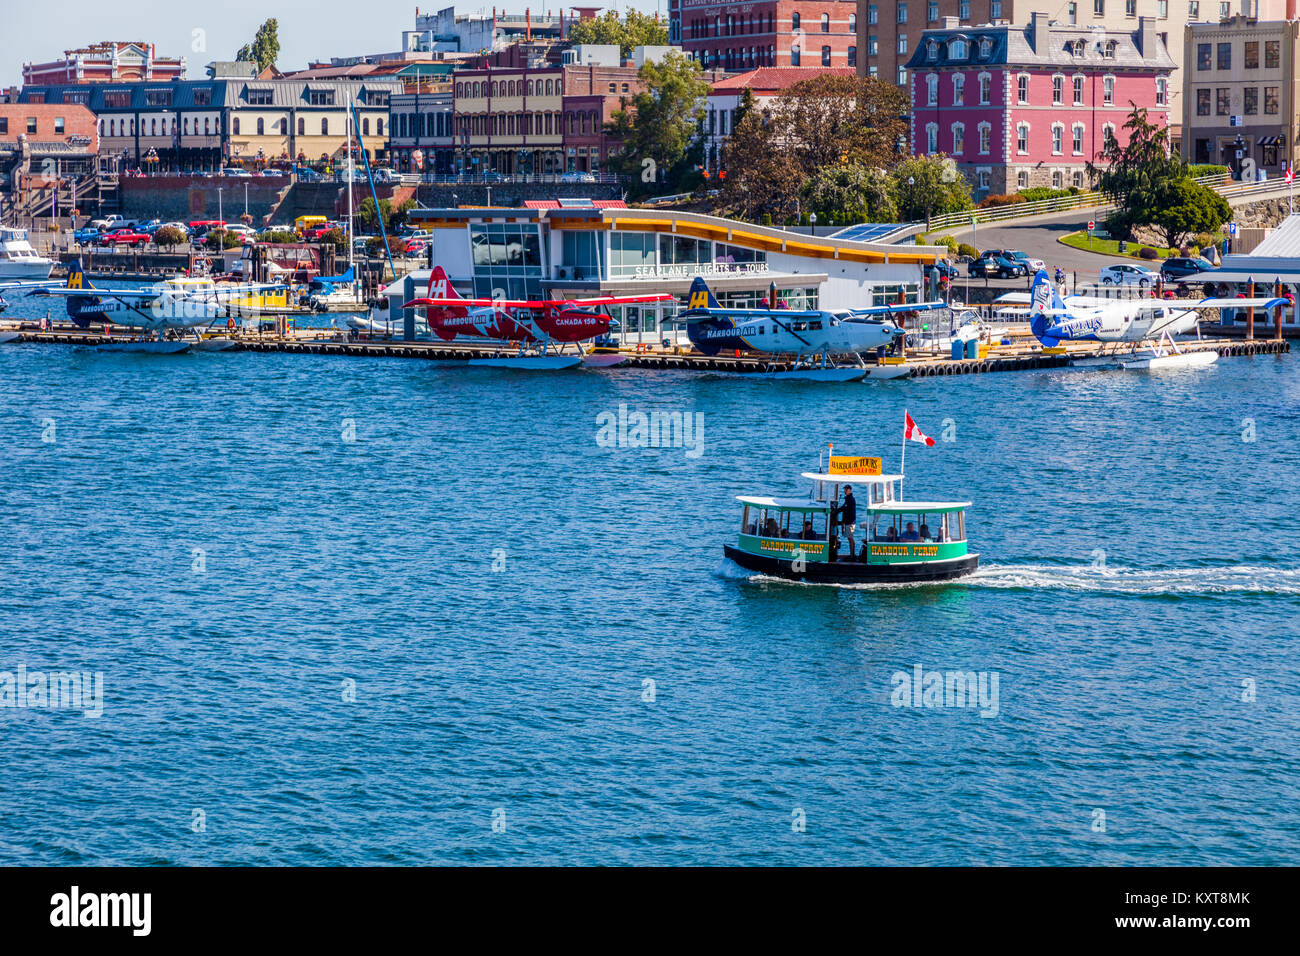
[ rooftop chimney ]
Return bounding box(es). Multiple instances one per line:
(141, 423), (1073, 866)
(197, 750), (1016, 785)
(942, 16), (959, 27)
(1030, 11), (1049, 54)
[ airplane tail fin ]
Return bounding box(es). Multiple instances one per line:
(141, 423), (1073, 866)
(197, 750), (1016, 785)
(1029, 268), (1062, 347)
(426, 265), (459, 300)
(686, 276), (719, 311)
(66, 259), (93, 292)
(64, 258), (97, 328)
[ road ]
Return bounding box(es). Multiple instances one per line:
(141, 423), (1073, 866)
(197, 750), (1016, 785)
(940, 208), (1135, 281)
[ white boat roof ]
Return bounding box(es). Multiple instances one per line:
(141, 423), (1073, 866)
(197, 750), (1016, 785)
(736, 495), (831, 510)
(869, 500), (971, 513)
(801, 471), (903, 483)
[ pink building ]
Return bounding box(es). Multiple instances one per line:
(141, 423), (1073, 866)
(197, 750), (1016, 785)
(906, 13), (1173, 198)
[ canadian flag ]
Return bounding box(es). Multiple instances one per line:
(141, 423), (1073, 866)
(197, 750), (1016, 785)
(904, 411), (935, 447)
(1287, 166), (1295, 184)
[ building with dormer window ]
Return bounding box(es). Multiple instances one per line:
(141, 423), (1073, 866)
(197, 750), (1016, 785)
(906, 13), (1173, 196)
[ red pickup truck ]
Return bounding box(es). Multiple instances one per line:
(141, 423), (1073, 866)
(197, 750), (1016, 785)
(102, 229), (152, 247)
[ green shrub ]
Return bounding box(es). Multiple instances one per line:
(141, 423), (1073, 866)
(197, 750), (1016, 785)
(153, 225), (187, 249)
(1018, 187), (1072, 202)
(260, 230), (298, 244)
(956, 242), (977, 259)
(1193, 232), (1215, 249)
(761, 213), (773, 226)
(1138, 246), (1160, 260)
(1187, 164), (1230, 179)
(933, 234), (959, 252)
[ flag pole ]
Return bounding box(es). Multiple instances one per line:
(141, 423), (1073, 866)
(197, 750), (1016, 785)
(899, 411), (907, 500)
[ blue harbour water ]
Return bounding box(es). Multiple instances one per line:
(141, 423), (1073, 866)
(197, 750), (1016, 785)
(1, 289), (1298, 865)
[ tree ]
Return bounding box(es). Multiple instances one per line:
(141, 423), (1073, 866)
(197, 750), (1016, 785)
(607, 50), (711, 196)
(889, 155), (973, 223)
(357, 196), (418, 233)
(237, 19), (281, 73)
(1088, 106), (1184, 241)
(566, 10), (669, 58)
(153, 225), (187, 250)
(1152, 179), (1231, 247)
(803, 162), (897, 224)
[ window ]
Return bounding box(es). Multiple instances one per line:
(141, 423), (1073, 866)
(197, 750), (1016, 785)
(1189, 1), (1199, 16)
(898, 3), (907, 22)
(960, 0), (970, 16)
(927, 74), (938, 106)
(792, 12), (800, 30)
(898, 34), (907, 54)
(1217, 42), (1231, 70)
(848, 46), (857, 67)
(953, 74), (964, 105)
(257, 117), (265, 135)
(1052, 170), (1063, 188)
(1197, 43), (1211, 70)
(990, 0), (1002, 16)
(898, 67), (908, 86)
(1266, 40), (1280, 68)
(308, 90), (335, 106)
(1016, 123), (1029, 153)
(1073, 75), (1084, 105)
(1017, 170), (1029, 189)
(926, 123), (939, 152)
(54, 116), (64, 134)
(1216, 88), (1230, 115)
(194, 89), (211, 107)
(144, 90), (171, 107)
(246, 89), (273, 106)
(1052, 124), (1063, 154)
(1017, 75), (1028, 103)
(1244, 86), (1258, 114)
(978, 122), (990, 154)
(949, 38), (967, 58)
(868, 4), (878, 24)
(298, 117), (305, 135)
(1196, 88), (1210, 115)
(1052, 75), (1063, 105)
(979, 74), (990, 104)
(1266, 87), (1279, 114)
(104, 91), (130, 108)
(1072, 170), (1084, 188)
(1157, 0), (1167, 15)
(1125, 0), (1136, 13)
(869, 35), (878, 55)
(232, 117), (240, 135)
(1068, 1), (1077, 22)
(1156, 77), (1167, 106)
(791, 45), (801, 65)
(1072, 123), (1084, 154)
(26, 117), (37, 135)
(1219, 1), (1230, 16)
(928, 1), (939, 20)
(821, 45), (831, 66)
(952, 123), (964, 154)
(1094, 0), (1104, 11)
(1245, 41), (1259, 69)
(979, 169), (990, 189)
(821, 13), (829, 31)
(850, 13), (856, 31)
(1103, 76), (1114, 104)
(321, 117), (329, 135)
(980, 38), (992, 58)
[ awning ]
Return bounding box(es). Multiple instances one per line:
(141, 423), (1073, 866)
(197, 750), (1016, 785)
(1257, 135), (1283, 148)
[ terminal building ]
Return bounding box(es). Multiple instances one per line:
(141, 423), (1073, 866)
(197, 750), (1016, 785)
(391, 201), (941, 342)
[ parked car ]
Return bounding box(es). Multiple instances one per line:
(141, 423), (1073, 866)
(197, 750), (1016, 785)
(1099, 263), (1158, 287)
(402, 237), (428, 256)
(999, 249), (1045, 273)
(102, 229), (151, 247)
(221, 167), (252, 177)
(73, 227), (101, 245)
(968, 251), (1024, 279)
(559, 171), (597, 183)
(158, 222), (191, 237)
(303, 223), (340, 241)
(1159, 256), (1214, 282)
(137, 219), (163, 235)
(925, 260), (961, 280)
(481, 171), (507, 183)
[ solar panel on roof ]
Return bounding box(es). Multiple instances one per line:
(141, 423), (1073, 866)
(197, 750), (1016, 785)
(828, 223), (901, 242)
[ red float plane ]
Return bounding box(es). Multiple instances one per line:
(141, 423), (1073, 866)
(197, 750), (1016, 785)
(404, 266), (673, 369)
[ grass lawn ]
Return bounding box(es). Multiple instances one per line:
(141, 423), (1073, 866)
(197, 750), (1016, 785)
(1059, 232), (1176, 260)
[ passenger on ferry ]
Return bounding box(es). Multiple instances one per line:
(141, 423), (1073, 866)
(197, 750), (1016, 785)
(800, 518), (818, 540)
(836, 485), (857, 556)
(919, 523), (933, 542)
(764, 516), (781, 538)
(902, 522), (920, 541)
(885, 526), (899, 542)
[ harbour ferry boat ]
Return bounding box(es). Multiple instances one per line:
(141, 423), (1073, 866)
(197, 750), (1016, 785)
(0, 227), (56, 280)
(724, 453), (978, 584)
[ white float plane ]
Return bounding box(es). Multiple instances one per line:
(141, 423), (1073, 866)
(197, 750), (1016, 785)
(681, 276), (950, 381)
(0, 279), (61, 342)
(34, 259), (288, 353)
(1025, 268), (1287, 369)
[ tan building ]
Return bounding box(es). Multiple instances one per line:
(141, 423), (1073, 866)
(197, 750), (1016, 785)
(855, 0), (1285, 129)
(1182, 11), (1300, 176)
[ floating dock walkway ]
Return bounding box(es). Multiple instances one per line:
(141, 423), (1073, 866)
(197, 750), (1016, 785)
(4, 327), (1290, 375)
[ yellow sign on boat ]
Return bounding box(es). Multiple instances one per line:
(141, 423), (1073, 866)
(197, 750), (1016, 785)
(829, 455), (882, 475)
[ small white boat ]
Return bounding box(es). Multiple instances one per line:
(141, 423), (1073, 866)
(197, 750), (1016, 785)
(582, 348), (629, 368)
(0, 228), (56, 280)
(97, 340), (191, 354)
(193, 337), (239, 352)
(0, 330), (22, 344)
(469, 354), (581, 370)
(864, 364), (913, 380)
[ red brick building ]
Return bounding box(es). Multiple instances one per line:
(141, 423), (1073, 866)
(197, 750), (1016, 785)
(22, 42), (186, 85)
(671, 0), (860, 71)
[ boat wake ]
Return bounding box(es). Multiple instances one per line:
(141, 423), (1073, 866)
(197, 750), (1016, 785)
(965, 563), (1300, 596)
(715, 559), (1300, 596)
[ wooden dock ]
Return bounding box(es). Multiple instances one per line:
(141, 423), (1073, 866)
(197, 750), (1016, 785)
(3, 326), (1290, 374)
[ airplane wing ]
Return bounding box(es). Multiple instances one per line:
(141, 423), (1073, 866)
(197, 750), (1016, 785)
(1149, 296), (1289, 310)
(992, 293), (1032, 305)
(563, 293), (675, 306)
(0, 280), (61, 292)
(844, 300), (950, 317)
(35, 287), (161, 300)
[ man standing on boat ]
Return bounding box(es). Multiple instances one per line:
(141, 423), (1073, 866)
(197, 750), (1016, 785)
(837, 485), (857, 561)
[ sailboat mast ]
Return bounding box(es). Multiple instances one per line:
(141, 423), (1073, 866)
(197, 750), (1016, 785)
(347, 93), (355, 281)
